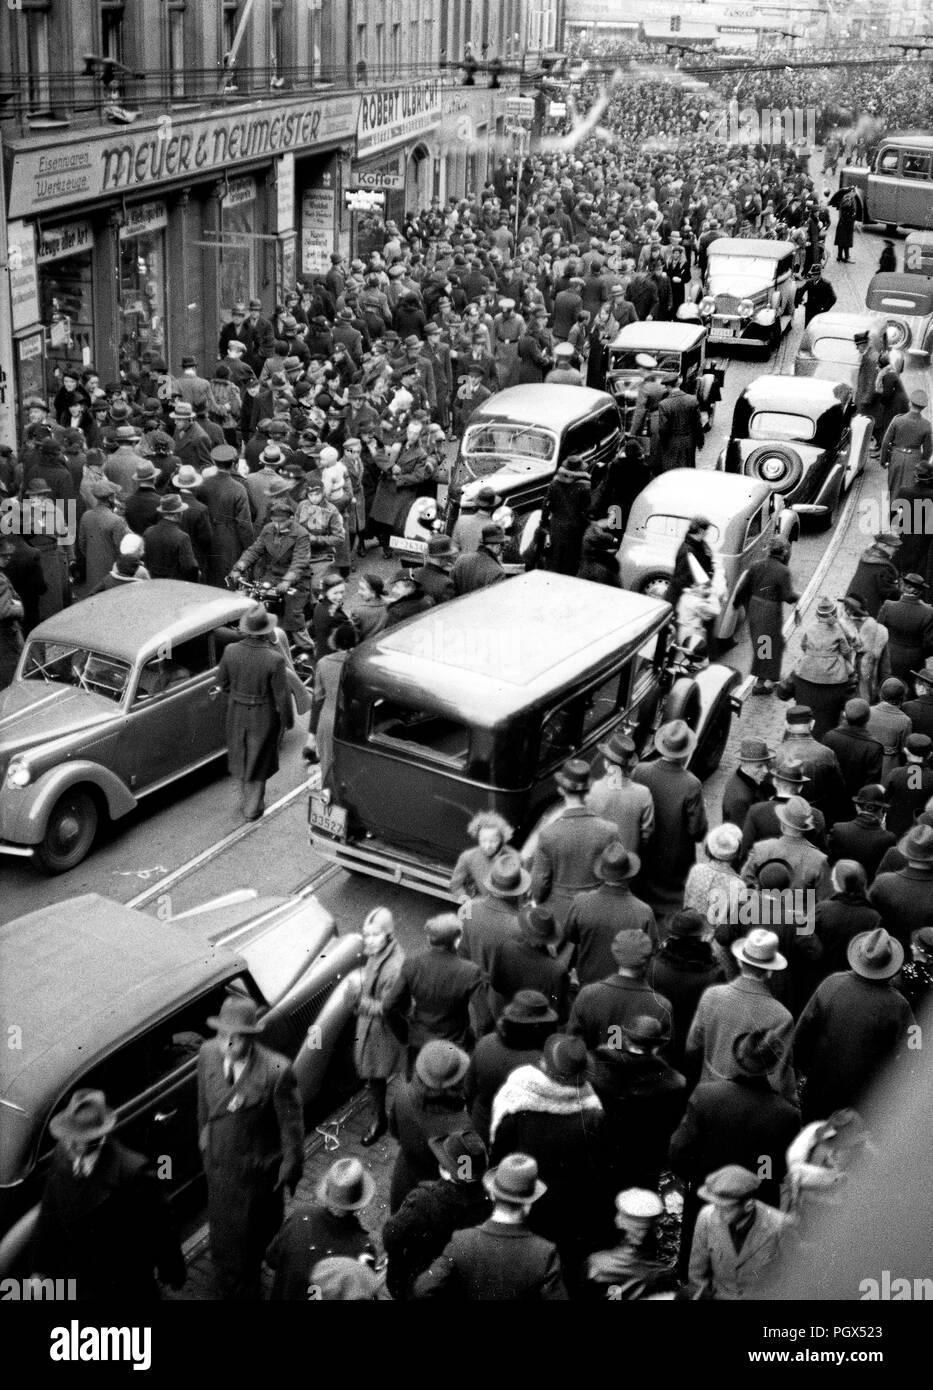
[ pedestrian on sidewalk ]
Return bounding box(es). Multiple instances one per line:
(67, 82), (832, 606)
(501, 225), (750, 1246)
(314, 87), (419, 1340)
(265, 1158), (376, 1300)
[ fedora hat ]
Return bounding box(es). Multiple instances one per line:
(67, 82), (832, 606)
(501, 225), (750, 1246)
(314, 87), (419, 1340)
(847, 927), (904, 980)
(775, 794), (814, 832)
(705, 823), (743, 861)
(170, 401), (195, 421)
(108, 400), (132, 421)
(113, 423), (140, 443)
(157, 493), (187, 516)
(49, 1089), (117, 1143)
(414, 1040), (470, 1090)
(207, 995), (263, 1035)
(898, 823), (933, 863)
(518, 903), (558, 945)
(784, 704), (814, 726)
(426, 534), (459, 560)
(595, 841), (640, 883)
(698, 1165), (761, 1203)
(739, 737), (773, 764)
(133, 460), (159, 484)
(732, 1028), (786, 1077)
(621, 1014), (671, 1048)
(316, 1157), (376, 1212)
(597, 728), (637, 765)
(854, 783), (888, 808)
(24, 477), (52, 497)
(483, 850), (531, 899)
(428, 1130), (489, 1182)
(474, 486), (500, 510)
(501, 989), (558, 1026)
(541, 1033), (589, 1085)
(771, 752), (809, 784)
(483, 1154), (546, 1205)
(238, 603), (277, 637)
(173, 465), (203, 489)
(654, 719), (697, 761)
(555, 757), (592, 794)
(912, 658), (933, 685)
(732, 928), (787, 972)
(903, 572), (928, 591)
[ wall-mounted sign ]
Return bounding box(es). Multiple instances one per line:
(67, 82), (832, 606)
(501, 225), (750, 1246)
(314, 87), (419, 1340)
(301, 185), (336, 275)
(276, 152), (295, 233)
(6, 93), (361, 220)
(222, 177), (257, 209)
(351, 168), (405, 190)
(505, 96), (535, 122)
(18, 332), (43, 363)
(119, 200), (168, 240)
(6, 221), (40, 332)
(356, 80), (440, 156)
(548, 102), (568, 118)
(345, 188), (386, 212)
(37, 220), (95, 264)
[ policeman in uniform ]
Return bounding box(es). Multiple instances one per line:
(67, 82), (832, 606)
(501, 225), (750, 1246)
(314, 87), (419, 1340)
(881, 390), (933, 502)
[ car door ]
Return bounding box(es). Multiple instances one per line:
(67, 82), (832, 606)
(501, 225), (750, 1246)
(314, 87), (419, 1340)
(897, 150), (932, 227)
(117, 632), (219, 794)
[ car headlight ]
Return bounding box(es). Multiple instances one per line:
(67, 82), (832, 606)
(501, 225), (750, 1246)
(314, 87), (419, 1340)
(738, 299), (754, 318)
(6, 761), (31, 789)
(700, 296), (715, 316)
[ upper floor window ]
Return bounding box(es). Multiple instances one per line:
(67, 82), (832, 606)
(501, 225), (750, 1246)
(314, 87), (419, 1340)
(16, 1), (51, 112)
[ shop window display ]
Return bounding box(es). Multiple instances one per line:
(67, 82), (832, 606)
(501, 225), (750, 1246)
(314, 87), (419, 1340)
(119, 232), (167, 375)
(40, 252), (94, 383)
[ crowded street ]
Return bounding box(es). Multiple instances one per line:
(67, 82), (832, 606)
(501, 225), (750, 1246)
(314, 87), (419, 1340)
(1, 0), (933, 1345)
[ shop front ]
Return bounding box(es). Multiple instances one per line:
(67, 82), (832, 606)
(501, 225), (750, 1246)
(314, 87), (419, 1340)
(350, 79), (441, 256)
(1, 91), (360, 442)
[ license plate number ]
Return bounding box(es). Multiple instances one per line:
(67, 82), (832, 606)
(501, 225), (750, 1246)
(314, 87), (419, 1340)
(389, 535), (428, 558)
(309, 795), (348, 840)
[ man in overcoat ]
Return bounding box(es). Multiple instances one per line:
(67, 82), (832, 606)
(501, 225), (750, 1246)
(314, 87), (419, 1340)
(197, 995), (304, 1300)
(657, 377), (704, 471)
(199, 444), (255, 585)
(631, 720), (709, 914)
(213, 603), (293, 821)
(530, 758), (618, 932)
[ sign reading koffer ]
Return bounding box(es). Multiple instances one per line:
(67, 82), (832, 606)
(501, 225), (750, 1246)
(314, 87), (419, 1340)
(357, 80), (441, 155)
(6, 94), (360, 220)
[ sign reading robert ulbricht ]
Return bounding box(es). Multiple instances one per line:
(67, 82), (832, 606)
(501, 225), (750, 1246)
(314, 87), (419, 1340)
(356, 80), (441, 155)
(6, 94), (360, 220)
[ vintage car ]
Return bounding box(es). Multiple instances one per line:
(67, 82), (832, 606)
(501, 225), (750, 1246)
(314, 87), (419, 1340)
(865, 272), (933, 365)
(0, 889), (362, 1264)
(0, 581), (308, 874)
(441, 385), (621, 537)
(599, 321), (725, 436)
(694, 238), (798, 353)
(905, 230), (933, 278)
(616, 469), (798, 642)
(839, 132), (933, 233)
(718, 376), (871, 529)
(793, 309), (889, 387)
(308, 572), (745, 898)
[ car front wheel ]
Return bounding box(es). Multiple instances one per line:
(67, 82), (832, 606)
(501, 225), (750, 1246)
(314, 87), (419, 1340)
(35, 790), (99, 874)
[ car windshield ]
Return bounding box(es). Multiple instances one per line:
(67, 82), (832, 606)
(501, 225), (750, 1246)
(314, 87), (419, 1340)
(707, 255), (775, 281)
(462, 424), (556, 466)
(749, 411), (817, 442)
(644, 514), (722, 547)
(20, 640), (131, 703)
(811, 337), (860, 364)
(608, 349), (682, 373)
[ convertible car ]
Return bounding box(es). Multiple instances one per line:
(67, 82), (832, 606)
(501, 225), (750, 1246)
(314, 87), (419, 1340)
(718, 376), (871, 529)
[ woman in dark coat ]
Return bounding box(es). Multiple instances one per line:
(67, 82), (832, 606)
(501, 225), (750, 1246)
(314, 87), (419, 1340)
(873, 350), (908, 449)
(388, 1041), (470, 1213)
(731, 538), (800, 694)
(311, 571), (351, 652)
(464, 991), (555, 1144)
(517, 316), (552, 384)
(216, 605), (293, 817)
(543, 458), (591, 576)
(577, 518), (622, 587)
(669, 516), (716, 614)
(833, 190), (857, 262)
(350, 906), (407, 1146)
(590, 438), (652, 534)
(367, 421), (432, 549)
(18, 481), (68, 621)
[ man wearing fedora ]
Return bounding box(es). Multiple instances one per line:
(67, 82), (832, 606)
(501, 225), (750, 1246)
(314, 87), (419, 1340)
(171, 463), (214, 579)
(564, 841), (657, 988)
(591, 1014), (687, 1195)
(778, 704), (848, 822)
(264, 1157), (376, 1301)
(212, 601), (293, 821)
(846, 532), (902, 619)
(29, 1089), (186, 1301)
(142, 493), (199, 582)
(688, 1165), (789, 1300)
(686, 930), (797, 1101)
(586, 730), (655, 856)
(882, 732), (933, 836)
(103, 423), (150, 499)
(383, 1131), (493, 1300)
(905, 659), (933, 740)
(452, 485), (499, 554)
(721, 738), (774, 829)
(877, 573), (933, 685)
(794, 928), (916, 1123)
(197, 995), (304, 1300)
(899, 926), (933, 1013)
(458, 849), (529, 983)
(385, 914), (488, 1065)
(199, 444), (255, 586)
(123, 460), (163, 537)
(530, 758), (618, 932)
(412, 533), (459, 603)
(631, 720), (709, 913)
(827, 784), (896, 880)
(870, 822), (933, 950)
(76, 478), (127, 591)
(413, 1153), (567, 1300)
(822, 698), (884, 807)
(450, 522), (508, 594)
(169, 399), (213, 472)
(488, 904), (571, 1023)
(568, 928), (672, 1052)
(741, 792), (831, 901)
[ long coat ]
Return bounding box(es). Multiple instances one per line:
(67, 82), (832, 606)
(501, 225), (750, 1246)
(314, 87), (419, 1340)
(388, 1082), (469, 1213)
(530, 806), (618, 930)
(732, 556), (798, 682)
(657, 388), (704, 471)
(686, 976), (797, 1103)
(847, 547), (901, 618)
(30, 1140), (186, 1301)
(689, 1200), (789, 1299)
(591, 1049), (687, 1192)
(197, 1039), (305, 1294)
(563, 882), (657, 986)
(646, 938), (726, 1076)
(309, 649), (348, 789)
(543, 466), (592, 576)
(384, 945), (486, 1052)
(823, 724), (884, 801)
(198, 471), (254, 585)
(567, 974), (674, 1052)
(631, 759), (709, 910)
(77, 505), (129, 591)
(216, 635), (293, 783)
(369, 444), (431, 532)
(383, 1177), (492, 1301)
(464, 1033), (545, 1143)
(352, 938), (407, 1080)
(876, 596), (933, 683)
(669, 1075), (801, 1209)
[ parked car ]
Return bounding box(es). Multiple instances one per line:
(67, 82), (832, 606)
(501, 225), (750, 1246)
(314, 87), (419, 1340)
(839, 132), (933, 233)
(438, 385), (621, 539)
(793, 309), (889, 387)
(0, 581), (309, 874)
(308, 572), (744, 897)
(616, 469), (798, 642)
(694, 238), (798, 354)
(905, 230), (933, 277)
(0, 889), (362, 1265)
(865, 272), (933, 365)
(598, 321), (725, 436)
(718, 376), (871, 529)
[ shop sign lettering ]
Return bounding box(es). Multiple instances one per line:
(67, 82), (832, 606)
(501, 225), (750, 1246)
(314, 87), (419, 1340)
(357, 80), (440, 154)
(118, 201), (168, 240)
(37, 221), (94, 264)
(6, 221), (40, 332)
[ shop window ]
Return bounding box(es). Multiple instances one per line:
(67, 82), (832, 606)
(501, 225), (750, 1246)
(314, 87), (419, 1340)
(119, 220), (167, 377)
(271, 0), (285, 82)
(41, 244), (95, 383)
(220, 181), (258, 321)
(16, 1), (51, 113)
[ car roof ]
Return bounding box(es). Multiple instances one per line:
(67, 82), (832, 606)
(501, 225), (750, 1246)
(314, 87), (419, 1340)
(347, 573), (671, 726)
(866, 273), (933, 315)
(633, 468), (772, 524)
(742, 375), (849, 413)
(0, 894), (244, 1137)
(706, 238), (795, 258)
(804, 310), (886, 337)
(469, 385), (616, 431)
(609, 322), (706, 352)
(881, 132), (933, 149)
(28, 582), (253, 664)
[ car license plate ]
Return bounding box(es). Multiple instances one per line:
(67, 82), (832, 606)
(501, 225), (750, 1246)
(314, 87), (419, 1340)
(389, 535), (428, 558)
(309, 795), (348, 840)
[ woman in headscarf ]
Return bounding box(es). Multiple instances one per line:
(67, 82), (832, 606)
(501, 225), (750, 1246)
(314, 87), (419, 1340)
(349, 906), (407, 1147)
(731, 537), (800, 695)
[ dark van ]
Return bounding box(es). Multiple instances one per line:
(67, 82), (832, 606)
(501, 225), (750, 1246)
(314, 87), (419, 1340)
(308, 572), (743, 898)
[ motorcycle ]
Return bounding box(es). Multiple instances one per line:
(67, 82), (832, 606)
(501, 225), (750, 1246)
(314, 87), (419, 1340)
(225, 575), (316, 694)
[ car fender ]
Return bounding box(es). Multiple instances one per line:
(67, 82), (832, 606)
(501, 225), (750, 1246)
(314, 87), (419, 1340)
(0, 761), (136, 846)
(691, 663), (742, 747)
(844, 415), (872, 489)
(813, 460), (845, 510)
(291, 932), (364, 1104)
(777, 508), (800, 544)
